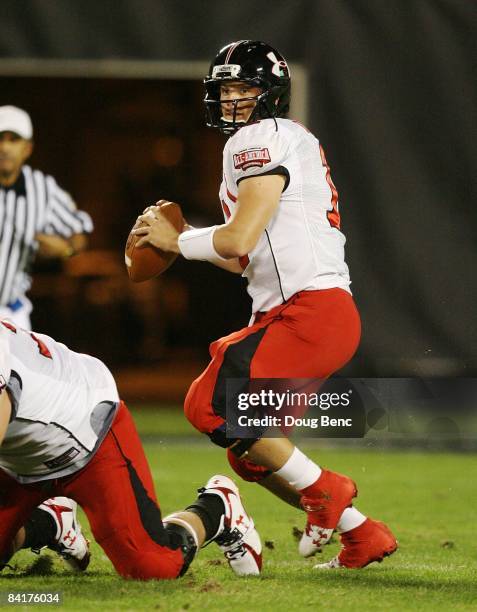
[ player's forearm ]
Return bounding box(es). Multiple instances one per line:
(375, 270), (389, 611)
(213, 224), (255, 259)
(212, 174), (285, 258)
(177, 222), (247, 267)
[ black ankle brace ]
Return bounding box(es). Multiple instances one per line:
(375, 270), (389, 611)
(185, 494), (225, 542)
(23, 507), (57, 550)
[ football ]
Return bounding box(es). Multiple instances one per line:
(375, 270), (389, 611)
(125, 201), (184, 282)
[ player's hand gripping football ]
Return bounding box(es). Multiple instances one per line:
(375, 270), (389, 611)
(132, 200), (181, 254)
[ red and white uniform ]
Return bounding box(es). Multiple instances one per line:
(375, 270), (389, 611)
(220, 118), (350, 313)
(0, 321), (186, 579)
(185, 118), (361, 467)
(0, 321), (119, 483)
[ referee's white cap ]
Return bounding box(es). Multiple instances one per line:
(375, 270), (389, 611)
(0, 106), (33, 139)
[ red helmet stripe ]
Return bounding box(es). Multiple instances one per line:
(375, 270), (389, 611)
(225, 40), (247, 64)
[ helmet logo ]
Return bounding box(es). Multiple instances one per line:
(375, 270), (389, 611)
(212, 64), (242, 79)
(266, 52), (288, 77)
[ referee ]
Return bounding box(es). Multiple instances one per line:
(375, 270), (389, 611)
(0, 105), (93, 329)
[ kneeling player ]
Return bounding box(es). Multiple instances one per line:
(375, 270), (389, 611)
(0, 321), (261, 579)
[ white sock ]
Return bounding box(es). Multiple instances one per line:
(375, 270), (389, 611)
(275, 447), (322, 491)
(337, 507), (367, 533)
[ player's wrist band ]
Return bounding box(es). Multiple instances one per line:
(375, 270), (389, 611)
(178, 226), (227, 262)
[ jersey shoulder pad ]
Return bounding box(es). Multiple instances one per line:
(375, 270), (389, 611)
(227, 118), (281, 147)
(225, 119), (290, 179)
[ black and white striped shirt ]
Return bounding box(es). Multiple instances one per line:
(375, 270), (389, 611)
(0, 165), (93, 306)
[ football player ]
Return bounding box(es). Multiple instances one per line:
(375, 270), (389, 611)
(133, 40), (397, 569)
(0, 320), (262, 579)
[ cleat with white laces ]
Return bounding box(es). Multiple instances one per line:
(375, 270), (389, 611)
(314, 518), (397, 569)
(37, 497), (90, 571)
(199, 475), (262, 576)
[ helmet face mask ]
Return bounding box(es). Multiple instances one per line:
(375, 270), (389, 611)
(204, 41), (291, 135)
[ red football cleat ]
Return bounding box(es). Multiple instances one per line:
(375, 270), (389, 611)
(299, 469), (357, 557)
(315, 518), (398, 569)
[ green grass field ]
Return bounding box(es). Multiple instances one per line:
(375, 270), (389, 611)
(2, 408), (476, 611)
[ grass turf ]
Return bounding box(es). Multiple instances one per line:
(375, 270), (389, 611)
(2, 408), (476, 611)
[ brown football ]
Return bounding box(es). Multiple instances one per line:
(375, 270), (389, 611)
(125, 202), (184, 282)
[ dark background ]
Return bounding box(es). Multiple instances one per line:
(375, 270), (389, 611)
(0, 0), (474, 381)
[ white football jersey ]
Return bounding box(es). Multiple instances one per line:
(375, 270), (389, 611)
(0, 321), (119, 483)
(220, 118), (351, 313)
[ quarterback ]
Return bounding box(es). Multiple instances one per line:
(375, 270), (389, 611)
(133, 40), (397, 569)
(0, 320), (262, 579)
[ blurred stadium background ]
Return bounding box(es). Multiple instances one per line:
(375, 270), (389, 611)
(0, 0), (474, 406)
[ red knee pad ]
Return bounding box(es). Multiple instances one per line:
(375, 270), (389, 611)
(114, 550), (183, 580)
(227, 448), (272, 482)
(184, 378), (224, 435)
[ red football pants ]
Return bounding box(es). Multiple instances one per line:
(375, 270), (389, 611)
(184, 288), (361, 480)
(0, 403), (184, 580)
